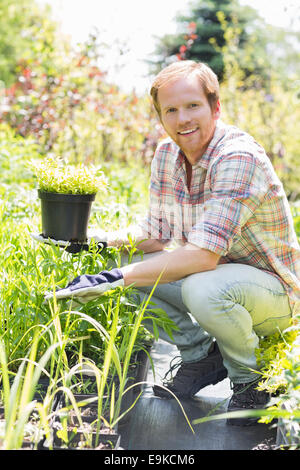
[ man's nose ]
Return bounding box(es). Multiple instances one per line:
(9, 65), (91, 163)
(177, 108), (191, 125)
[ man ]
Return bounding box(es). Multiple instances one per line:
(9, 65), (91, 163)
(49, 61), (300, 426)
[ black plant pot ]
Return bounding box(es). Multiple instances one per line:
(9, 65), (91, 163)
(38, 190), (96, 242)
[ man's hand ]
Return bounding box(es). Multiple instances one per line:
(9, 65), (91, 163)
(45, 268), (124, 302)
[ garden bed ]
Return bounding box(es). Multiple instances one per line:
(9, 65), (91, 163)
(34, 345), (152, 450)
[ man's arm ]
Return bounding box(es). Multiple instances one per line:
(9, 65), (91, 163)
(45, 243), (220, 302)
(120, 243), (220, 287)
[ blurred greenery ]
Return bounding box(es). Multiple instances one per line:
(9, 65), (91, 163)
(150, 0), (266, 79)
(0, 0), (66, 86)
(151, 0), (300, 82)
(0, 0), (165, 168)
(217, 12), (300, 200)
(0, 0), (299, 198)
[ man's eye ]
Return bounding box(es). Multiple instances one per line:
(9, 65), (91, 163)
(190, 103), (198, 108)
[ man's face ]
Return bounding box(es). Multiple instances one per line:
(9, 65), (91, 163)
(157, 74), (220, 165)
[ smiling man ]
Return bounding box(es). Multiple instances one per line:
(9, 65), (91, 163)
(51, 61), (300, 426)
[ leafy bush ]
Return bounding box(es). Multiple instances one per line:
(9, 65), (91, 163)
(256, 329), (299, 395)
(216, 13), (300, 200)
(0, 31), (165, 167)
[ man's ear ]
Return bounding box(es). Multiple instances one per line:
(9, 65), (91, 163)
(214, 100), (221, 120)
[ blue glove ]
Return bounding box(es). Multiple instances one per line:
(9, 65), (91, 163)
(45, 268), (124, 302)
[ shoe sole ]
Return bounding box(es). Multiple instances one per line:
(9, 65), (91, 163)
(153, 366), (228, 399)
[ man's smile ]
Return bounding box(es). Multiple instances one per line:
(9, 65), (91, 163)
(177, 127), (199, 136)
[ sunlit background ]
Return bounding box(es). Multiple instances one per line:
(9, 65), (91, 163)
(1, 0), (300, 198)
(36, 0), (299, 93)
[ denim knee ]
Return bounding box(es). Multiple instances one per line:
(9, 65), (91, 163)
(181, 272), (219, 326)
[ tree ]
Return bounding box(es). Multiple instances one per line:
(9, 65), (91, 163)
(150, 0), (298, 82)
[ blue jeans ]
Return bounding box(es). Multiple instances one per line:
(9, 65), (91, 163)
(117, 253), (292, 384)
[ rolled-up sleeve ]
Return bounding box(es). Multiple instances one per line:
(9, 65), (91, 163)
(188, 153), (269, 255)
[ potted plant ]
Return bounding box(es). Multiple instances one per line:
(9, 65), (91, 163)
(33, 157), (107, 242)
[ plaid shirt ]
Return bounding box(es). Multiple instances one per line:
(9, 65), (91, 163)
(141, 120), (300, 314)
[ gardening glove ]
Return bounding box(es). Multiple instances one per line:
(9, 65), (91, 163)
(31, 232), (107, 254)
(44, 268), (124, 302)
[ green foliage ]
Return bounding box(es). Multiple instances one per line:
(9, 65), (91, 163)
(152, 0), (275, 80)
(0, 0), (65, 87)
(0, 123), (40, 187)
(0, 0), (36, 85)
(0, 25), (164, 167)
(0, 124), (175, 371)
(254, 318), (300, 442)
(32, 156), (107, 195)
(0, 124), (178, 447)
(256, 329), (298, 395)
(0, 332), (53, 449)
(211, 13), (300, 200)
(292, 210), (300, 240)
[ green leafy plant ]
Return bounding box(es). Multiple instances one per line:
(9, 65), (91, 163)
(255, 328), (298, 395)
(0, 330), (55, 450)
(32, 156), (107, 195)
